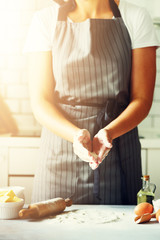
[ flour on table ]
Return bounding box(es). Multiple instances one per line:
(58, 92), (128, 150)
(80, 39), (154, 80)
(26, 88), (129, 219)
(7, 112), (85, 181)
(49, 209), (126, 224)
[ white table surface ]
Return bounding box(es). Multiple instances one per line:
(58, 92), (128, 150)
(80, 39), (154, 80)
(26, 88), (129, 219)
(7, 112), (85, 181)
(0, 205), (160, 240)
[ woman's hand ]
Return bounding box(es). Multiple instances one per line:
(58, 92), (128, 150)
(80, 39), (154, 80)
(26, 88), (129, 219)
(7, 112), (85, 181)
(73, 129), (99, 168)
(93, 129), (112, 164)
(73, 128), (112, 170)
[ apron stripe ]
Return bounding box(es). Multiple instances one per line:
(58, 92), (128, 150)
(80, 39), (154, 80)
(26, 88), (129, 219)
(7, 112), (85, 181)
(94, 23), (104, 101)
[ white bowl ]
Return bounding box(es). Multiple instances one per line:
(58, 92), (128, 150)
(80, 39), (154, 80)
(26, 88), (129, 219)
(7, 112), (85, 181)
(0, 199), (24, 219)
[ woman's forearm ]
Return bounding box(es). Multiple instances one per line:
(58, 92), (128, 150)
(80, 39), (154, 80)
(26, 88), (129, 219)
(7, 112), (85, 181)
(106, 47), (156, 141)
(104, 98), (152, 140)
(28, 51), (80, 143)
(32, 98), (80, 143)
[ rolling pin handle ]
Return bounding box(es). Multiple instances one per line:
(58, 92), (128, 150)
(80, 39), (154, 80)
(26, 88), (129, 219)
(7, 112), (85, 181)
(19, 207), (39, 219)
(65, 198), (72, 207)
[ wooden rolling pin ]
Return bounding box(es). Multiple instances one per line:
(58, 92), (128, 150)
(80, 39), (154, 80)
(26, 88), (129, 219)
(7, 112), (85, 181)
(19, 197), (72, 219)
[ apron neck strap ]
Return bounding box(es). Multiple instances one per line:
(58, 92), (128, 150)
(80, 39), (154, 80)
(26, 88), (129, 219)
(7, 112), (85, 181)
(54, 0), (121, 21)
(109, 0), (121, 18)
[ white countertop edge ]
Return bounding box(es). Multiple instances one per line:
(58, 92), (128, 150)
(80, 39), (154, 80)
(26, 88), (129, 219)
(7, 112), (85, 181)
(0, 137), (41, 147)
(0, 137), (160, 149)
(140, 138), (160, 149)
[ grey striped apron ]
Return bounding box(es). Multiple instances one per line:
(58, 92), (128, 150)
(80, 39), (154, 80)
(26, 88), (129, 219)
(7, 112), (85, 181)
(32, 0), (142, 205)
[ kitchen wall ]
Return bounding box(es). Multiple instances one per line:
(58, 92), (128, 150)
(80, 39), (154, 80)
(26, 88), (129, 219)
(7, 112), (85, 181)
(0, 0), (160, 136)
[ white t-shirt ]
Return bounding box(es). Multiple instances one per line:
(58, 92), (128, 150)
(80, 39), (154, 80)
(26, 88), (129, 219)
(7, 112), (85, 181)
(23, 0), (160, 52)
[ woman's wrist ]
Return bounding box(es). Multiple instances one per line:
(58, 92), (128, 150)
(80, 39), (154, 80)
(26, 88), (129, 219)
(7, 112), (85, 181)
(73, 128), (90, 142)
(103, 127), (113, 142)
(70, 127), (82, 143)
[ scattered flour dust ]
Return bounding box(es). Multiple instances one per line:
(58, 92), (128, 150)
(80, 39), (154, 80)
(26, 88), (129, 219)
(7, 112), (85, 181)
(49, 208), (126, 225)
